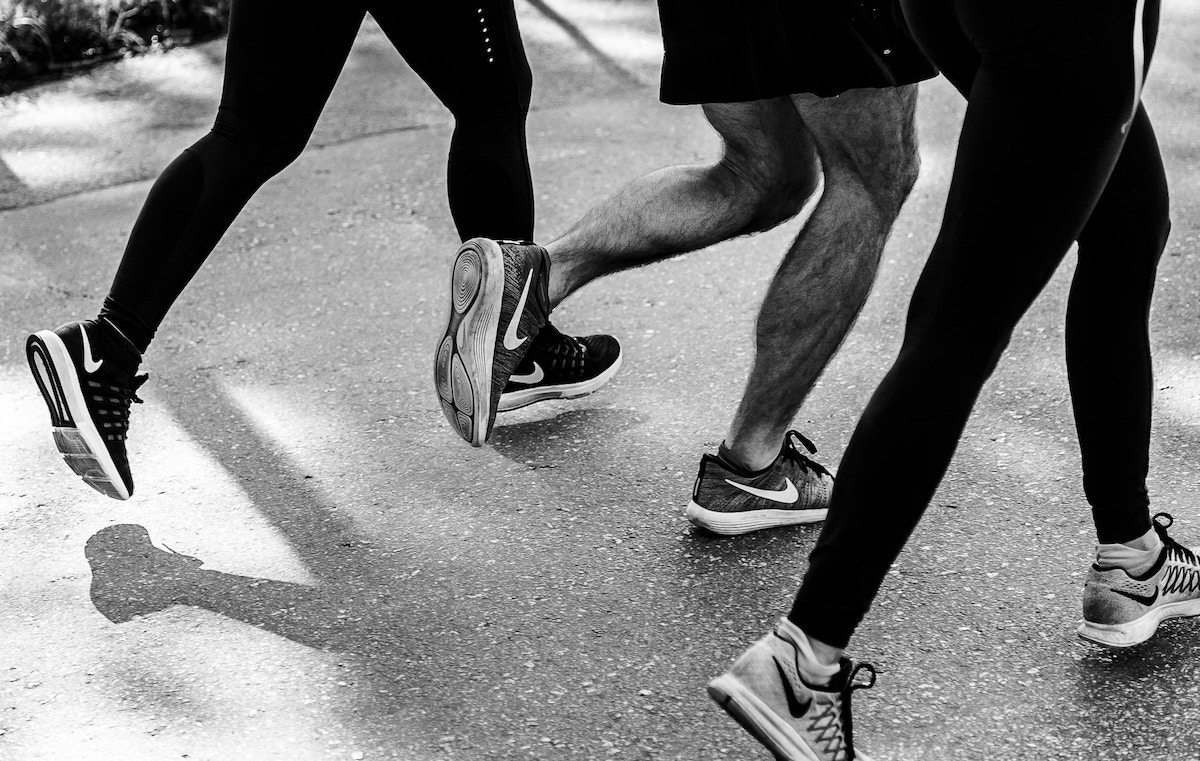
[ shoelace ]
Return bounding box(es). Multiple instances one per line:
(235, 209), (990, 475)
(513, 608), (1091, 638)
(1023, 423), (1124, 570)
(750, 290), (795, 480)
(1152, 513), (1200, 595)
(784, 430), (832, 478)
(838, 661), (877, 760)
(531, 322), (588, 371)
(87, 373), (148, 442)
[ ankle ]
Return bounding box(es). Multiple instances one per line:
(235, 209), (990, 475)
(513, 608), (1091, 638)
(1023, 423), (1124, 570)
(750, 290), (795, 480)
(94, 317), (144, 369)
(718, 438), (778, 474)
(1096, 526), (1163, 576)
(778, 618), (842, 685)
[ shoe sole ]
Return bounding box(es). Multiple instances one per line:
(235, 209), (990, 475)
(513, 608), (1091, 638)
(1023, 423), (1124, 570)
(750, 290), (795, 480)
(435, 238), (505, 446)
(26, 331), (131, 500)
(708, 674), (873, 761)
(497, 350), (624, 412)
(1077, 599), (1200, 647)
(686, 501), (827, 536)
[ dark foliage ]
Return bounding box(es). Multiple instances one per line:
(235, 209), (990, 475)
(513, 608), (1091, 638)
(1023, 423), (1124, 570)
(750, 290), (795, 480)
(0, 0), (231, 92)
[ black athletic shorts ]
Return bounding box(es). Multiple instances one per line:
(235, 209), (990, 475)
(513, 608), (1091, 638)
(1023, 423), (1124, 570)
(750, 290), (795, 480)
(657, 0), (937, 104)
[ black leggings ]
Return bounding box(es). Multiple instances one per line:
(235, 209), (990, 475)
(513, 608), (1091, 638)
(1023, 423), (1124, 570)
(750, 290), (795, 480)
(791, 0), (1170, 648)
(101, 0), (534, 352)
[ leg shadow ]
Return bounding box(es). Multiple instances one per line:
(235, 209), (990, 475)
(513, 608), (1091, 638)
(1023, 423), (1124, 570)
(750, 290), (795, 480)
(85, 523), (419, 658)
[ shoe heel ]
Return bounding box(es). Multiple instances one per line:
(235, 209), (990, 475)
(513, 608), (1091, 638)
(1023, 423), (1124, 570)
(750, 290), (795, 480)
(451, 244), (484, 315)
(27, 333), (72, 427)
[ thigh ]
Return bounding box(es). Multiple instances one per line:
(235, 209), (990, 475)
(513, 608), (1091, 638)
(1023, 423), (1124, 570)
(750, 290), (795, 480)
(219, 0), (367, 132)
(368, 0), (531, 115)
(906, 55), (1138, 338)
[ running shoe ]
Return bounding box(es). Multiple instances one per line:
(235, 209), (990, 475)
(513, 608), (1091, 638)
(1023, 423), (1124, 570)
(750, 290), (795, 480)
(26, 320), (146, 500)
(687, 431), (833, 535)
(435, 237), (550, 446)
(1078, 512), (1200, 647)
(498, 322), (622, 412)
(709, 620), (877, 761)
(85, 524), (203, 623)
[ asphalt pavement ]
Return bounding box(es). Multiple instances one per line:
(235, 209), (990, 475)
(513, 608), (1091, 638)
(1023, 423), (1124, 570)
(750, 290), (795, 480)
(2, 2), (1199, 760)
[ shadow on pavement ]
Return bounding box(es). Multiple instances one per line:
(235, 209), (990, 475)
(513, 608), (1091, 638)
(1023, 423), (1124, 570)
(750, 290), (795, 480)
(488, 404), (645, 459)
(84, 522), (421, 657)
(1067, 629), (1200, 751)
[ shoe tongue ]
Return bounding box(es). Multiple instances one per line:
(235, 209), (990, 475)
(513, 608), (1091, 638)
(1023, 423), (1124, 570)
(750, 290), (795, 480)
(822, 658), (855, 692)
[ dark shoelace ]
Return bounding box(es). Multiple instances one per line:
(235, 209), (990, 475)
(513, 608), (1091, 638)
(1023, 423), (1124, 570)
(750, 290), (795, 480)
(87, 373), (148, 442)
(784, 430), (833, 478)
(1152, 513), (1200, 596)
(838, 661), (877, 761)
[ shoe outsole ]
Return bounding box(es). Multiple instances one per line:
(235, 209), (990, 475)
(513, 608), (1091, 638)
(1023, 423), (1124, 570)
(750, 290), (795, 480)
(497, 350), (624, 412)
(26, 331), (131, 500)
(686, 500), (827, 536)
(436, 239), (504, 446)
(1077, 599), (1200, 647)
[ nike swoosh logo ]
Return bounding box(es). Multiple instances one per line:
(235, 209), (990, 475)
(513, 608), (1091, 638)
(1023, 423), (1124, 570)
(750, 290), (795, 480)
(80, 326), (103, 374)
(510, 362), (544, 384)
(724, 477), (798, 504)
(1112, 587), (1159, 606)
(502, 270), (534, 351)
(772, 656), (812, 719)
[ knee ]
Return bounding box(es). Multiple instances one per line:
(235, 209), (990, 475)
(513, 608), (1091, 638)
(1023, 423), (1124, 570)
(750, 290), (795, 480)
(450, 60), (532, 127)
(831, 131), (920, 224)
(210, 108), (307, 181)
(718, 143), (821, 235)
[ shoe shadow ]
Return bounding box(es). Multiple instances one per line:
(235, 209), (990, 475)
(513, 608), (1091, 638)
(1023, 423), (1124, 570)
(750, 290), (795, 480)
(84, 523), (422, 657)
(488, 404), (646, 463)
(1066, 628), (1200, 752)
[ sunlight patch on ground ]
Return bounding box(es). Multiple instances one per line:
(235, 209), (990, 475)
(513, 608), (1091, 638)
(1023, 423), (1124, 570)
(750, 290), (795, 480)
(0, 367), (375, 760)
(221, 381), (542, 550)
(1157, 353), (1200, 427)
(0, 145), (121, 190)
(116, 46), (223, 92)
(0, 92), (131, 133)
(0, 366), (317, 585)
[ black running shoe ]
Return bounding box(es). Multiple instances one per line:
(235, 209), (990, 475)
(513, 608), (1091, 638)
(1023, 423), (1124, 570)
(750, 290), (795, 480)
(26, 320), (146, 500)
(687, 431), (833, 535)
(498, 322), (622, 412)
(435, 237), (550, 446)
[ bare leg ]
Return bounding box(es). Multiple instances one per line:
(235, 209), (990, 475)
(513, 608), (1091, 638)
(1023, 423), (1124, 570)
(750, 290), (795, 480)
(724, 86), (921, 469)
(545, 98), (822, 307)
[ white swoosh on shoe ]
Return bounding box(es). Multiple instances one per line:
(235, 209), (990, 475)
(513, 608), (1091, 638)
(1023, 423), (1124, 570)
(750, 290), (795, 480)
(80, 326), (103, 374)
(503, 270), (534, 351)
(510, 362), (544, 384)
(724, 477), (799, 504)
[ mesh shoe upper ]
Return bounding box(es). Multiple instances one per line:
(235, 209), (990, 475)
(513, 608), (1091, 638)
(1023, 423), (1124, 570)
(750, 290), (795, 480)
(504, 322), (621, 391)
(694, 431), (833, 515)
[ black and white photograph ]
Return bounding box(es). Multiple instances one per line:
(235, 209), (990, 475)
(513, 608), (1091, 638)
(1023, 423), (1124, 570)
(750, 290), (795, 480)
(2, 0), (1198, 758)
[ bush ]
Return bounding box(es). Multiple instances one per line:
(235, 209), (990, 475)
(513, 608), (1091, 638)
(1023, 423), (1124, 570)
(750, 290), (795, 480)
(0, 0), (230, 91)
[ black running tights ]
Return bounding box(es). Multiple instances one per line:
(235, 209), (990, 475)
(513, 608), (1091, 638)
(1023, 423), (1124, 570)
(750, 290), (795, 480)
(791, 0), (1171, 648)
(101, 0), (534, 352)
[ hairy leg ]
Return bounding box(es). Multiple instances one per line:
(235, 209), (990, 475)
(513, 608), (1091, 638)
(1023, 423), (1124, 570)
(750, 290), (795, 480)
(545, 98), (822, 306)
(724, 85), (921, 469)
